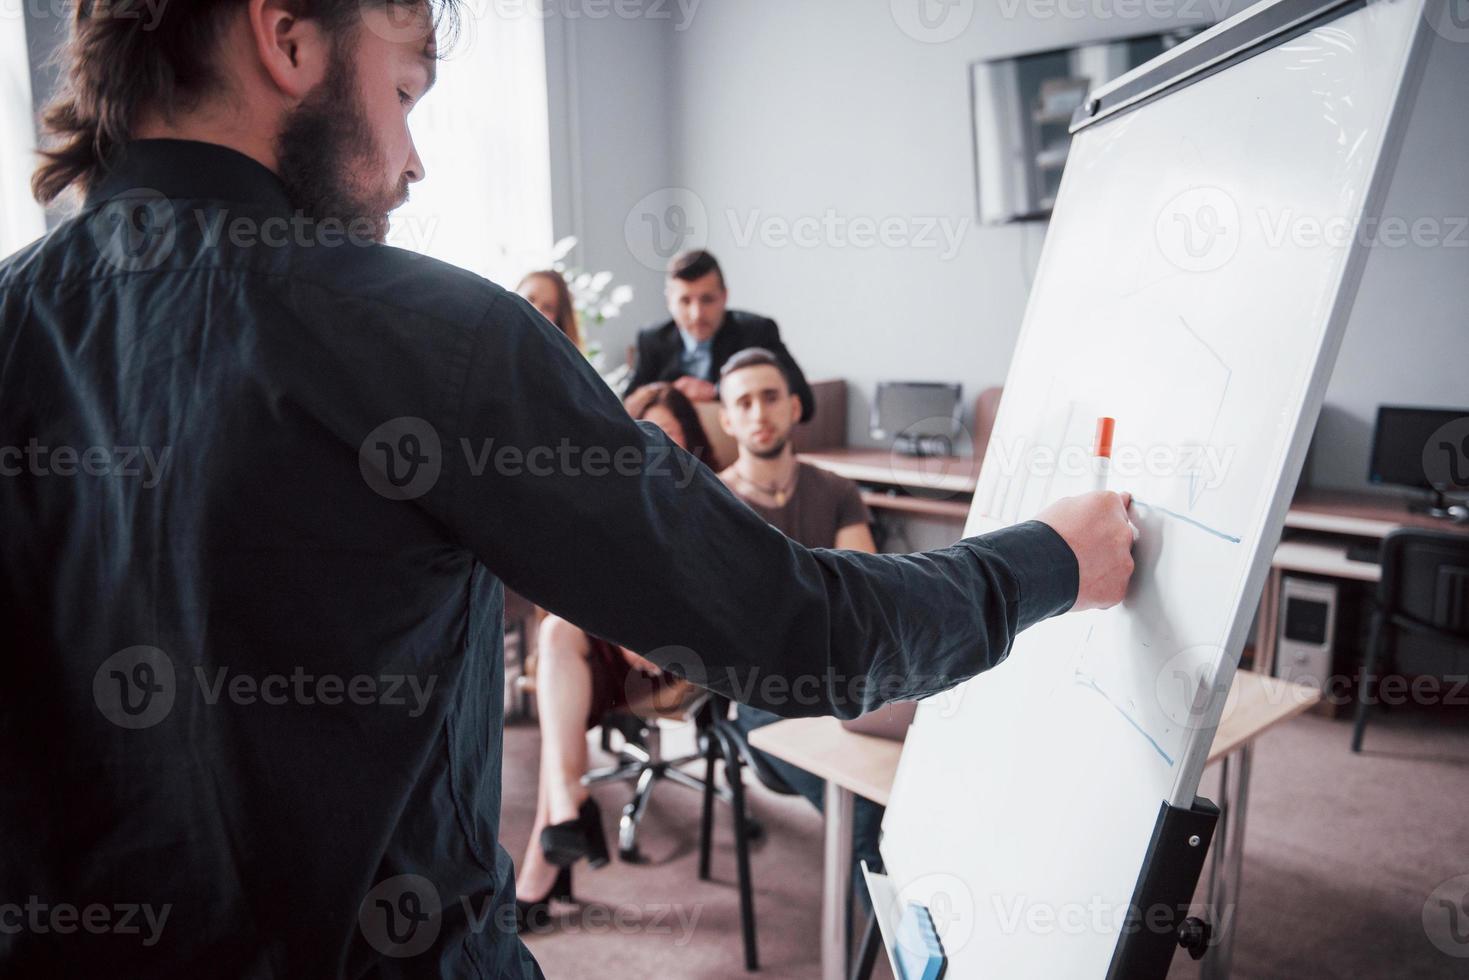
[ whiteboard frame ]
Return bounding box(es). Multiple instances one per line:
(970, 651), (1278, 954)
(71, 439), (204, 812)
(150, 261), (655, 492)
(1072, 0), (1369, 132)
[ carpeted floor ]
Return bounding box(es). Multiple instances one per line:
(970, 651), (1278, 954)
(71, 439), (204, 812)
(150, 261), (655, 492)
(500, 703), (1469, 979)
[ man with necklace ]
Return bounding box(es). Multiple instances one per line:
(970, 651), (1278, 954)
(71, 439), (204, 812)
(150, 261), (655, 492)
(715, 346), (885, 897)
(717, 348), (875, 553)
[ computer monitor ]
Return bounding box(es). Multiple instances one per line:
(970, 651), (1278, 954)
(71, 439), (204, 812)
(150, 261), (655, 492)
(1368, 405), (1469, 515)
(871, 382), (963, 457)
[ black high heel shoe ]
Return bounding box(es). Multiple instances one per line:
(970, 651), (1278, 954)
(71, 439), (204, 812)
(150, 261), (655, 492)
(515, 866), (572, 934)
(539, 797), (610, 869)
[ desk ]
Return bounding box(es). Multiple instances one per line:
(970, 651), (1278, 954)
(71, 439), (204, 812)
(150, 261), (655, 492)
(799, 449), (980, 522)
(1283, 489), (1465, 537)
(749, 670), (1320, 980)
(1257, 490), (1469, 676)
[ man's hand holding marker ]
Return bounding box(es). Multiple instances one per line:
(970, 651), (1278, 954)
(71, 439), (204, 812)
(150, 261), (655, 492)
(1037, 417), (1141, 612)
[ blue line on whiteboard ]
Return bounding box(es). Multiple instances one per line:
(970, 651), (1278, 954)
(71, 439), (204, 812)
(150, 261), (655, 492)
(1133, 498), (1242, 544)
(1075, 671), (1175, 767)
(1175, 315), (1233, 512)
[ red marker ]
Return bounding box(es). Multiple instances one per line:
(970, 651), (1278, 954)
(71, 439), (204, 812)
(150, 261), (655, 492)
(1092, 417), (1115, 492)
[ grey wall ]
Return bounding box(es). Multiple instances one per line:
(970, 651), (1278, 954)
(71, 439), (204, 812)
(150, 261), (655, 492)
(1312, 30), (1469, 493)
(543, 4), (677, 372)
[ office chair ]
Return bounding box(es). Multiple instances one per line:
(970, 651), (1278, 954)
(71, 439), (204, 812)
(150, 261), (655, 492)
(513, 637), (747, 861)
(1352, 528), (1469, 752)
(582, 686), (729, 863)
(586, 692), (793, 971)
(697, 696), (801, 972)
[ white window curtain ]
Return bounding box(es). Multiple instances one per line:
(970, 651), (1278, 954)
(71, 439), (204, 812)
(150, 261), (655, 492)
(1, 17), (46, 259)
(388, 7), (554, 287)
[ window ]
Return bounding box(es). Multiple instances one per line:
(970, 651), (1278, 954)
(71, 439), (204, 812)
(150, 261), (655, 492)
(1, 16), (46, 258)
(387, 10), (554, 287)
(0, 12), (553, 277)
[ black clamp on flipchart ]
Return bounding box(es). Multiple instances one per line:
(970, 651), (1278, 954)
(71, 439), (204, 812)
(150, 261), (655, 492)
(1105, 796), (1221, 980)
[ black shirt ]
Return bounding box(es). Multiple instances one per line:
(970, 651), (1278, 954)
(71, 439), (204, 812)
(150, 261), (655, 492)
(0, 140), (1078, 977)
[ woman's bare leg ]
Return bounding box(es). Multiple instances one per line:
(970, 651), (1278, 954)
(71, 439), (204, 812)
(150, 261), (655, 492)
(516, 615), (594, 901)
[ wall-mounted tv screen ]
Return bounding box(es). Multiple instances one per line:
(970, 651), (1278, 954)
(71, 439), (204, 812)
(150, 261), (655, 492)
(972, 28), (1204, 224)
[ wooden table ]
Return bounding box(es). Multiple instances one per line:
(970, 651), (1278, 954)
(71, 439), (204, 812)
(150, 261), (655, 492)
(749, 670), (1321, 980)
(1284, 489), (1468, 537)
(798, 449), (981, 522)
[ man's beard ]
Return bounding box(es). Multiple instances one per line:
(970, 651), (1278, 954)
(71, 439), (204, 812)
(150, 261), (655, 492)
(749, 435), (790, 460)
(275, 44), (407, 244)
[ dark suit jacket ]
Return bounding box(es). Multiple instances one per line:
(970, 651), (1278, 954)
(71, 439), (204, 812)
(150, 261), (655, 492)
(628, 310), (816, 422)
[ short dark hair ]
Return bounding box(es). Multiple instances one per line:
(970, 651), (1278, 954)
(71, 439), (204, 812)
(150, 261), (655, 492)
(31, 0), (462, 205)
(718, 347), (791, 395)
(667, 250), (725, 290)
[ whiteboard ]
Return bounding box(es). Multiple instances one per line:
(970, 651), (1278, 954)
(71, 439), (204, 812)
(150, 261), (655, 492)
(878, 1), (1435, 975)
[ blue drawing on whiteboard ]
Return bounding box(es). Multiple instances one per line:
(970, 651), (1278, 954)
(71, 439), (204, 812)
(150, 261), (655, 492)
(1131, 498), (1242, 544)
(1074, 669), (1176, 767)
(1176, 315), (1232, 512)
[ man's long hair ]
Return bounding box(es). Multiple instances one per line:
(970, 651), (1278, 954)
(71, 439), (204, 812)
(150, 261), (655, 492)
(31, 0), (458, 206)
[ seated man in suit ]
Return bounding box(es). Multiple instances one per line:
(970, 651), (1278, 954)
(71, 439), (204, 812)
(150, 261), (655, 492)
(713, 347), (884, 891)
(629, 249), (816, 422)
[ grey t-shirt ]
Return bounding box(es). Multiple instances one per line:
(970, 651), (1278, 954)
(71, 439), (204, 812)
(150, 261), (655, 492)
(721, 461), (871, 550)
